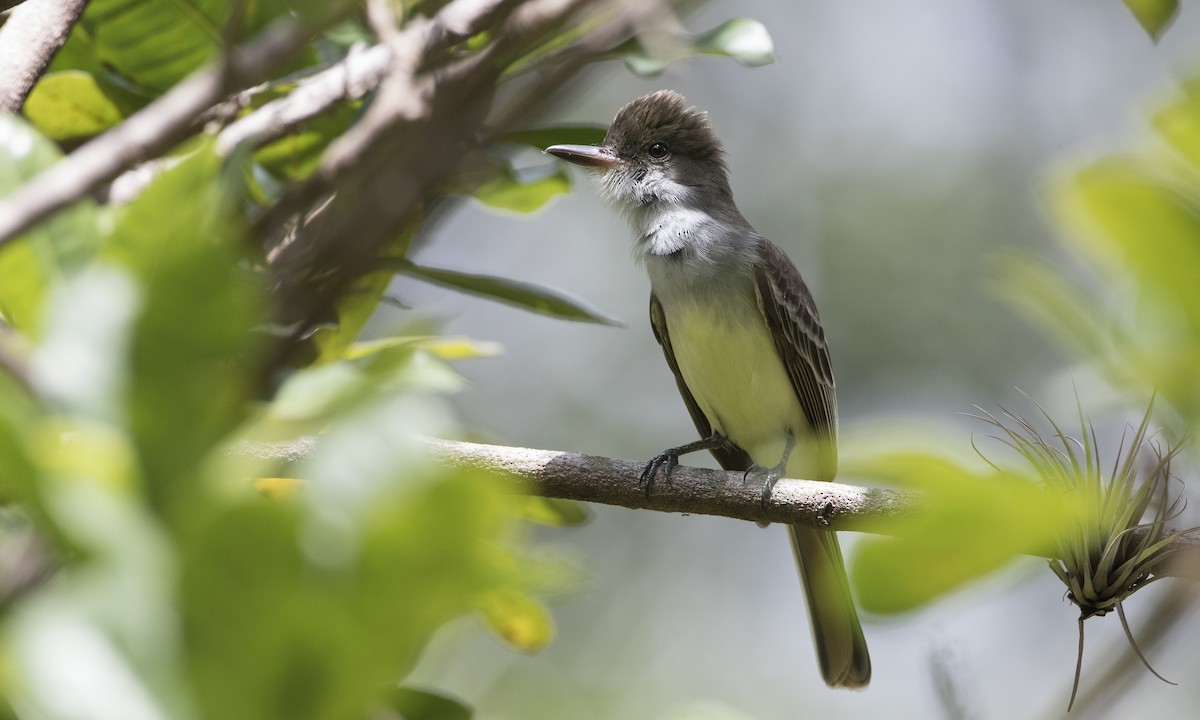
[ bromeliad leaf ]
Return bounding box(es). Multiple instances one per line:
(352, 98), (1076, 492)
(397, 260), (620, 326)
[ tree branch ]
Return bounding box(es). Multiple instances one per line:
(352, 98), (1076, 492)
(0, 0), (88, 112)
(233, 436), (1200, 581)
(0, 7), (352, 246)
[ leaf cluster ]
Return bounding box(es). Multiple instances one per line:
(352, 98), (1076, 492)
(0, 0), (780, 717)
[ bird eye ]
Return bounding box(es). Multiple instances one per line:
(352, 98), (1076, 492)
(647, 142), (669, 159)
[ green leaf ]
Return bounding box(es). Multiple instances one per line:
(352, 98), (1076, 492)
(313, 219), (420, 364)
(622, 18), (776, 78)
(694, 18), (776, 67)
(0, 115), (99, 336)
(268, 344), (464, 434)
(83, 0), (227, 93)
(104, 141), (266, 505)
(1152, 80), (1200, 169)
(10, 414), (193, 719)
(255, 104), (359, 181)
(503, 125), (608, 149)
(1055, 158), (1200, 327)
(471, 164), (571, 215)
(185, 392), (512, 720)
(1121, 0), (1179, 40)
(386, 688), (473, 720)
(477, 586), (555, 652)
(397, 260), (620, 326)
(81, 0), (328, 94)
(845, 449), (1082, 614)
(23, 71), (124, 141)
(345, 335), (502, 362)
(1051, 156), (1200, 417)
(512, 496), (590, 526)
(32, 267), (139, 425)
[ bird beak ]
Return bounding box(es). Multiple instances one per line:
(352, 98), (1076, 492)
(545, 144), (619, 169)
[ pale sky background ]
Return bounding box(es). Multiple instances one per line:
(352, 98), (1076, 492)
(390, 1), (1200, 718)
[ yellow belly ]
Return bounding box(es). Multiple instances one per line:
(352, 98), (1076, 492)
(665, 302), (811, 474)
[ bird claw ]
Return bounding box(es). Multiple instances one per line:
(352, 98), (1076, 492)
(640, 450), (680, 498)
(744, 461), (786, 512)
(741, 463), (765, 485)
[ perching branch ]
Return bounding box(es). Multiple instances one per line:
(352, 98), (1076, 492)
(237, 436), (913, 531)
(0, 0), (88, 112)
(422, 437), (917, 532)
(234, 436), (1200, 582)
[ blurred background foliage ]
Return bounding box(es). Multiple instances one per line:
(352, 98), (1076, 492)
(1, 0), (1200, 719)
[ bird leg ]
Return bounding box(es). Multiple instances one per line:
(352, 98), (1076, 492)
(742, 432), (797, 510)
(640, 433), (728, 498)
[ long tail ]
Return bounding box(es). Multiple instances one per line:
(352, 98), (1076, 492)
(789, 525), (871, 688)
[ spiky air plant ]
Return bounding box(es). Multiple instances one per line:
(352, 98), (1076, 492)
(973, 396), (1186, 711)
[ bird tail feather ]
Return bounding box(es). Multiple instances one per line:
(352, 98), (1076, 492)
(789, 525), (871, 689)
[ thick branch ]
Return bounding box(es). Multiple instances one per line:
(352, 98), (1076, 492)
(0, 0), (88, 112)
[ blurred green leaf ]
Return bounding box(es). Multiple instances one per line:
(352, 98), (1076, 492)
(269, 346), (462, 432)
(0, 115), (99, 336)
(386, 688), (473, 720)
(9, 414), (192, 719)
(314, 220), (420, 364)
(255, 104), (359, 181)
(622, 18), (776, 78)
(81, 0), (331, 94)
(1051, 157), (1200, 416)
(185, 391), (513, 720)
(1121, 0), (1179, 40)
(846, 451), (1083, 614)
(0, 375), (38, 505)
(23, 71), (123, 141)
(512, 496), (590, 526)
(345, 336), (502, 362)
(1152, 80), (1200, 169)
(397, 260), (620, 326)
(31, 267), (139, 425)
(471, 164), (571, 215)
(83, 0), (227, 93)
(477, 586), (555, 652)
(503, 125), (608, 149)
(694, 18), (776, 66)
(994, 253), (1115, 364)
(103, 141), (266, 505)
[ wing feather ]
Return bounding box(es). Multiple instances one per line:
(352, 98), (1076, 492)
(752, 239), (838, 479)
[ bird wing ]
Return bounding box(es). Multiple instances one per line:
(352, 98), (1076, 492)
(752, 239), (839, 480)
(649, 292), (753, 472)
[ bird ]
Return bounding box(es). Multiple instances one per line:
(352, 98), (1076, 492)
(546, 90), (870, 688)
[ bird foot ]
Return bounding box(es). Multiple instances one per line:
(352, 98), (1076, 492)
(743, 460), (787, 511)
(640, 449), (681, 498)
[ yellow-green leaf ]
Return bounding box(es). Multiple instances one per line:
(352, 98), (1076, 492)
(1121, 0), (1179, 41)
(23, 70), (123, 141)
(477, 586), (555, 652)
(398, 260), (621, 326)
